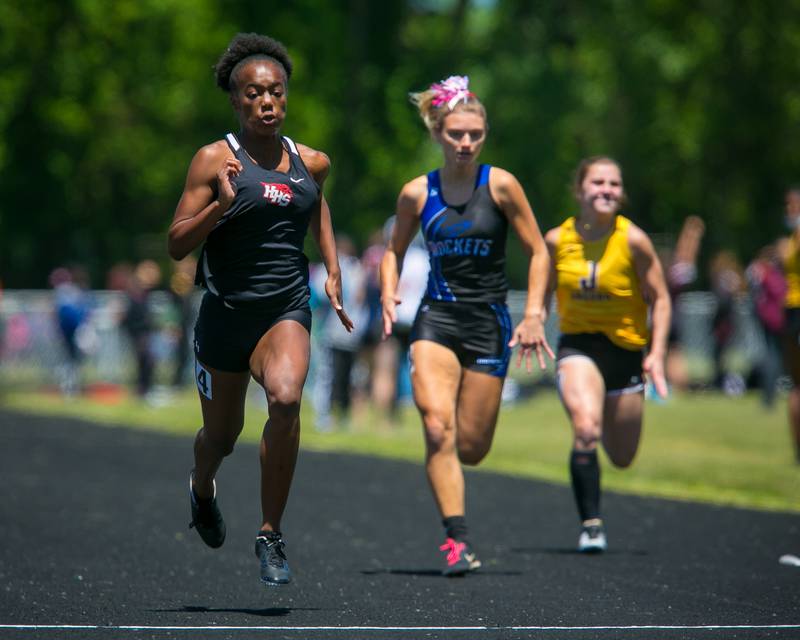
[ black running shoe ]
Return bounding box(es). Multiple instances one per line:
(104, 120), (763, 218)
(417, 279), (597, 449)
(255, 531), (292, 585)
(188, 473), (226, 549)
(439, 537), (481, 577)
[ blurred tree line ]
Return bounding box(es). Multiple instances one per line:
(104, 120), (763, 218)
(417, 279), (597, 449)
(1, 0), (799, 288)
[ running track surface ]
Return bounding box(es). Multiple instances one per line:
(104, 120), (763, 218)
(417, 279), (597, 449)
(1, 409), (798, 640)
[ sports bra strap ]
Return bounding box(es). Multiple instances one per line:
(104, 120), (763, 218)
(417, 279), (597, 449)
(476, 164), (491, 187)
(427, 169), (441, 195)
(282, 136), (299, 155)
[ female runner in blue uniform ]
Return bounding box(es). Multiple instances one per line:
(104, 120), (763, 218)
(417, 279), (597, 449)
(380, 76), (553, 576)
(167, 33), (352, 587)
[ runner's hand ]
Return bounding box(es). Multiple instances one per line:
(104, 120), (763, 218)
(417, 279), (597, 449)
(381, 295), (401, 338)
(508, 313), (554, 372)
(326, 271), (353, 332)
(217, 158), (242, 210)
(643, 351), (669, 399)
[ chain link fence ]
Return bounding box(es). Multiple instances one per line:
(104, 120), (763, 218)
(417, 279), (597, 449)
(0, 289), (770, 393)
(0, 290), (196, 392)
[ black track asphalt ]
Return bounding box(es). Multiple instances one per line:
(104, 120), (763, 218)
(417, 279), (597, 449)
(1, 408), (798, 640)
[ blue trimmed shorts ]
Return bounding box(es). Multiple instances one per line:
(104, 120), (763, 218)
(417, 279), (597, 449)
(410, 299), (512, 377)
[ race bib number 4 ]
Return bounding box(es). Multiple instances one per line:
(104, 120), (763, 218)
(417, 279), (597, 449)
(195, 360), (213, 400)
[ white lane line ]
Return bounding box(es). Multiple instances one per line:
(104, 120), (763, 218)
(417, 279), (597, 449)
(1, 624), (799, 631)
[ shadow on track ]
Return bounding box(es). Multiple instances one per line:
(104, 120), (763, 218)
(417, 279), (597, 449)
(149, 605), (322, 617)
(360, 568), (522, 576)
(510, 546), (649, 556)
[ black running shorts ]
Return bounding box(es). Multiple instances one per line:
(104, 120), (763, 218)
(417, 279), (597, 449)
(410, 299), (512, 377)
(783, 307), (800, 382)
(557, 332), (644, 394)
(194, 292), (311, 372)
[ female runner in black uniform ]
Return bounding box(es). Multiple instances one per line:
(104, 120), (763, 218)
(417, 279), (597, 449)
(380, 76), (553, 576)
(167, 33), (352, 587)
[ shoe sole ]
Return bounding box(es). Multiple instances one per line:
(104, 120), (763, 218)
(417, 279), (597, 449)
(197, 528), (226, 549)
(442, 558), (481, 577)
(578, 541), (607, 553)
(578, 545), (606, 554)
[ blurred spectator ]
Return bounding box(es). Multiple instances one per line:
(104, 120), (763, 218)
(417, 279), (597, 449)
(778, 186), (800, 463)
(358, 227), (387, 403)
(664, 216), (705, 392)
(106, 262), (134, 292)
(361, 228), (386, 348)
(746, 243), (787, 408)
(0, 277), (5, 383)
(167, 256), (197, 388)
(708, 250), (746, 394)
(122, 259), (161, 399)
(314, 236), (368, 429)
(308, 262), (333, 427)
(370, 216), (429, 427)
(49, 265), (93, 396)
(0, 277), (4, 364)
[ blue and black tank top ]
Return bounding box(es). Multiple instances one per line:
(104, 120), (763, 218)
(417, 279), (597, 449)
(196, 133), (319, 311)
(420, 164), (508, 303)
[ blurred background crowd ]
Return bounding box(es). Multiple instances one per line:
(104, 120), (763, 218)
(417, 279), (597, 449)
(1, 1), (799, 428)
(0, 206), (794, 424)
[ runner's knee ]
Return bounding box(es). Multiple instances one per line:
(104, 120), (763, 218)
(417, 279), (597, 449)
(573, 417), (601, 450)
(267, 386), (302, 423)
(201, 424), (241, 457)
(268, 390), (302, 412)
(457, 440), (490, 466)
(422, 411), (455, 452)
(606, 448), (636, 469)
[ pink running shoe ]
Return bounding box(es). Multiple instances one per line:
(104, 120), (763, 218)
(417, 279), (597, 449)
(439, 537), (481, 576)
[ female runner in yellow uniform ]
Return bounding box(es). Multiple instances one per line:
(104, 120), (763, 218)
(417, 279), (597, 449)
(545, 156), (671, 552)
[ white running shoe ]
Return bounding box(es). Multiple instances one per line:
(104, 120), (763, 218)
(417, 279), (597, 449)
(578, 521), (607, 553)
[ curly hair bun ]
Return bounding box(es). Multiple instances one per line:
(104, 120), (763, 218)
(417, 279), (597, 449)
(214, 32), (293, 92)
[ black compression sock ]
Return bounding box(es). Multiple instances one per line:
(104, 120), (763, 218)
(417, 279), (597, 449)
(570, 449), (601, 522)
(442, 515), (469, 542)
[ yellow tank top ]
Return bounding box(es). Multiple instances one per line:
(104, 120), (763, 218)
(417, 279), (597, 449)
(555, 215), (649, 350)
(784, 236), (800, 309)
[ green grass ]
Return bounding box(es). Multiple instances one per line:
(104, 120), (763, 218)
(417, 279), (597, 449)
(1, 386), (798, 513)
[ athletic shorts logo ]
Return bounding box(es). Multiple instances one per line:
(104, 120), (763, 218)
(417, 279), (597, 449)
(260, 182), (293, 206)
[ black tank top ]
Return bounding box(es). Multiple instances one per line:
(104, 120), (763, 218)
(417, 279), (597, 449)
(420, 164), (508, 303)
(196, 133), (319, 310)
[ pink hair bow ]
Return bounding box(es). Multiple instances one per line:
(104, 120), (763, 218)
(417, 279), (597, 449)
(430, 75), (475, 110)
